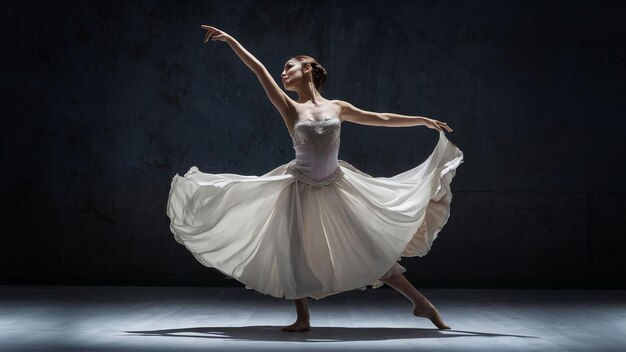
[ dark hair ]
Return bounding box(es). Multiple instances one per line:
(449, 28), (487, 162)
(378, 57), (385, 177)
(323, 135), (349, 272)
(290, 55), (328, 92)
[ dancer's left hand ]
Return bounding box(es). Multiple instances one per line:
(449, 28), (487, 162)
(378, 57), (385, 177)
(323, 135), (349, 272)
(425, 118), (453, 132)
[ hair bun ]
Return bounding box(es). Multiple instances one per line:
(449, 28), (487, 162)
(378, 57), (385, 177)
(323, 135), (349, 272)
(311, 62), (327, 91)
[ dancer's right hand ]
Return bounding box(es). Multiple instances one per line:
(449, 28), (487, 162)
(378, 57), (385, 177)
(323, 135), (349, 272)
(201, 25), (231, 43)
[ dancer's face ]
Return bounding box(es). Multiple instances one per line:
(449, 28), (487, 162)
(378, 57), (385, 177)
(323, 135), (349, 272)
(281, 59), (310, 91)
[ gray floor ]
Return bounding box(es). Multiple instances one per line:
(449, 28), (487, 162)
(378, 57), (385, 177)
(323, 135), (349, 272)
(1, 285), (625, 351)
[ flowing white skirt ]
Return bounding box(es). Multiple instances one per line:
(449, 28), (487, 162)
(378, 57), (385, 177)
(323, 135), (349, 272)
(166, 130), (464, 300)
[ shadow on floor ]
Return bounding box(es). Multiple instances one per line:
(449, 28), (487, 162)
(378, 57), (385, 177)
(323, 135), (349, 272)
(124, 326), (536, 342)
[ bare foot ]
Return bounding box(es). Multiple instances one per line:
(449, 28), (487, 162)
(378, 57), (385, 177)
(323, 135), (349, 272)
(281, 320), (310, 332)
(413, 305), (451, 330)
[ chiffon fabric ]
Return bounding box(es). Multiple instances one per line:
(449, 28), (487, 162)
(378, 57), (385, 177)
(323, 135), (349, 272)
(166, 116), (464, 300)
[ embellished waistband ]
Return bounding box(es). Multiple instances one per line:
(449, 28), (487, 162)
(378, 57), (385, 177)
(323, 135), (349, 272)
(285, 163), (344, 188)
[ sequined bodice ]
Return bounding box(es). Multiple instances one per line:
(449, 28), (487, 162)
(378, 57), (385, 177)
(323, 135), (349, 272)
(291, 117), (341, 149)
(286, 117), (343, 187)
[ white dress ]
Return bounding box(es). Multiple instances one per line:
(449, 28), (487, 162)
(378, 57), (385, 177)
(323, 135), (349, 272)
(166, 116), (464, 300)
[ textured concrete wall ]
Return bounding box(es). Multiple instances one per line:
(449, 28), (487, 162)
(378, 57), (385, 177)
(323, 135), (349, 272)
(2, 0), (625, 288)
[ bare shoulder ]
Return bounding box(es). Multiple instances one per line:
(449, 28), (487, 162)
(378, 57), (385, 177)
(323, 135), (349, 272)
(329, 99), (353, 121)
(329, 99), (381, 125)
(330, 99), (352, 109)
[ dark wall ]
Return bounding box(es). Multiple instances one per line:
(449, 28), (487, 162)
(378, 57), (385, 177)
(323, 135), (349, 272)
(2, 0), (625, 288)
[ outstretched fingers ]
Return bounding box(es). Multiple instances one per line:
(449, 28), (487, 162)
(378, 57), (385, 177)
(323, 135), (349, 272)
(436, 120), (453, 133)
(201, 25), (215, 42)
(200, 25), (227, 43)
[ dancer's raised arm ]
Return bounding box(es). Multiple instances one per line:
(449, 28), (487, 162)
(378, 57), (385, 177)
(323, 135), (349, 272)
(201, 25), (297, 125)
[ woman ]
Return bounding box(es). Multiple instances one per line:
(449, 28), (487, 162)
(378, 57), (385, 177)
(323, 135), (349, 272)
(166, 25), (464, 332)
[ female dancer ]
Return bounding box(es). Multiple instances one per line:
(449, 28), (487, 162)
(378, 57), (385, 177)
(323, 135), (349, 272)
(167, 25), (463, 332)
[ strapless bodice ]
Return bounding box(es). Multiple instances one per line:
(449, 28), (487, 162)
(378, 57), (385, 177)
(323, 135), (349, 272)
(286, 117), (343, 186)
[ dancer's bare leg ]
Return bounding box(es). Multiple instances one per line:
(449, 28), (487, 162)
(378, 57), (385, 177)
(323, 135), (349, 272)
(379, 273), (451, 329)
(281, 297), (311, 332)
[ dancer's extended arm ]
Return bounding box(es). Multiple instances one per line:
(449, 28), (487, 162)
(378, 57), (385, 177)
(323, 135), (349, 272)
(333, 100), (453, 132)
(201, 25), (297, 126)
